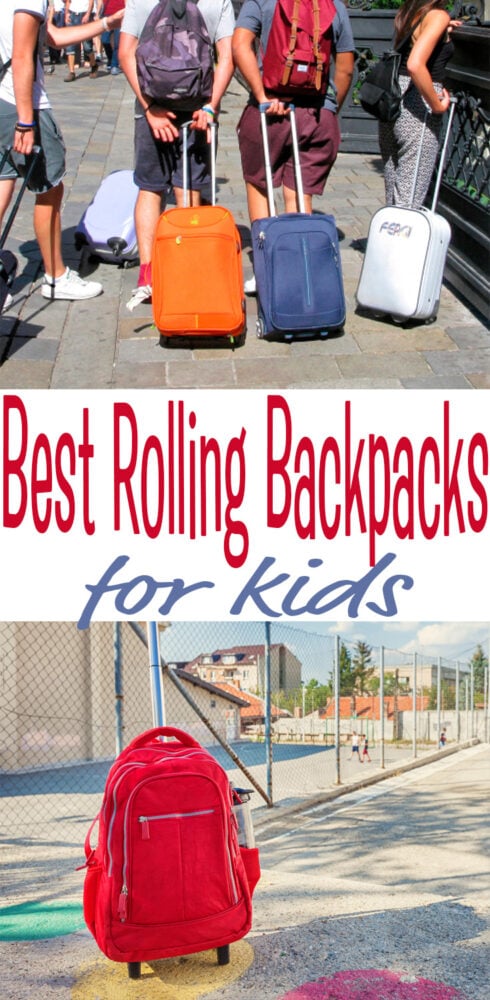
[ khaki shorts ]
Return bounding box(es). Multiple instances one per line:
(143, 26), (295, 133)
(237, 103), (340, 196)
(0, 103), (66, 193)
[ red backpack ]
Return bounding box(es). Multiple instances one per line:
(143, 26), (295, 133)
(262, 0), (336, 100)
(81, 727), (260, 967)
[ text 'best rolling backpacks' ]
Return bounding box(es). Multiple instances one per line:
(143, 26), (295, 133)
(253, 103), (345, 340)
(356, 99), (457, 324)
(75, 169), (139, 265)
(152, 123), (246, 344)
(80, 726), (260, 980)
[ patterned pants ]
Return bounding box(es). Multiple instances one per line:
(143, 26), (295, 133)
(378, 76), (445, 209)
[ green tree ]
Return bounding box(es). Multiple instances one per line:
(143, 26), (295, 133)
(352, 640), (374, 695)
(339, 642), (355, 695)
(469, 644), (488, 696)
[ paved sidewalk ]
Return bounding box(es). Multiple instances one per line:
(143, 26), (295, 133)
(0, 66), (488, 389)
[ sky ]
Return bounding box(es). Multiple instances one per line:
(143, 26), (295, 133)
(158, 621), (489, 682)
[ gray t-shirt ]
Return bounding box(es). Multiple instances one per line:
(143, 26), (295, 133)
(122, 0), (235, 44)
(236, 0), (354, 113)
(0, 0), (49, 108)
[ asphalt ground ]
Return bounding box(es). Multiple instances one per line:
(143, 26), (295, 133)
(0, 62), (488, 389)
(0, 743), (488, 999)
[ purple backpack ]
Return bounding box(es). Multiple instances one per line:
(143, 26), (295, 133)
(135, 0), (214, 112)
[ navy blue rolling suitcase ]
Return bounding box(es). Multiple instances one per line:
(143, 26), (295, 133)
(252, 104), (345, 340)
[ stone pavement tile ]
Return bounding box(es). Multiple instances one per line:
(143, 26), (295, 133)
(401, 375), (473, 388)
(423, 348), (490, 375)
(234, 354), (343, 388)
(50, 297), (118, 389)
(112, 363), (170, 388)
(166, 359), (238, 388)
(352, 325), (455, 354)
(0, 358), (53, 388)
(445, 325), (490, 349)
(467, 373), (490, 388)
(117, 316), (156, 342)
(337, 351), (432, 379)
(5, 336), (59, 362)
(118, 337), (175, 364)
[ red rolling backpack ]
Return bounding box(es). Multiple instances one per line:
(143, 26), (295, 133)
(81, 727), (260, 977)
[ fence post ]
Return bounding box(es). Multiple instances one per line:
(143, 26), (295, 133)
(412, 652), (417, 758)
(470, 661), (475, 738)
(456, 660), (460, 743)
(265, 622), (273, 805)
(147, 622), (166, 727)
(335, 635), (341, 784)
(380, 645), (385, 769)
(485, 657), (489, 743)
(437, 657), (441, 749)
(113, 621), (124, 755)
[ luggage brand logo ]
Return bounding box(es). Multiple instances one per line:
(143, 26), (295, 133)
(379, 221), (412, 238)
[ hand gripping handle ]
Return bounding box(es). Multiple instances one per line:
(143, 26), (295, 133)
(125, 726), (202, 751)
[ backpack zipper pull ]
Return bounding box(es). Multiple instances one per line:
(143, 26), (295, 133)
(118, 884), (128, 921)
(139, 816), (150, 839)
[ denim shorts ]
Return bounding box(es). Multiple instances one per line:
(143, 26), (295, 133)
(134, 111), (211, 194)
(0, 102), (66, 192)
(64, 12), (94, 55)
(237, 103), (340, 196)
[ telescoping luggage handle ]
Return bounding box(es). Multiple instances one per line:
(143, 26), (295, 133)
(182, 120), (218, 209)
(0, 145), (42, 250)
(125, 726), (202, 751)
(259, 102), (305, 218)
(409, 96), (457, 211)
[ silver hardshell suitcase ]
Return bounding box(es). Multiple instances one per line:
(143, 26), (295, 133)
(356, 99), (456, 323)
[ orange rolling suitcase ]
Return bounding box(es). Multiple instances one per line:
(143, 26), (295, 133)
(152, 123), (246, 345)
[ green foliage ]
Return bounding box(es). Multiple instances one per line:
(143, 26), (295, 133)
(469, 644), (488, 695)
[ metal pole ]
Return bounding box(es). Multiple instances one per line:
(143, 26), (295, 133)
(380, 645), (385, 768)
(470, 661), (475, 739)
(465, 676), (469, 739)
(484, 659), (489, 743)
(301, 681), (306, 743)
(335, 635), (341, 784)
(437, 657), (441, 749)
(264, 622), (273, 805)
(455, 660), (460, 743)
(113, 621), (124, 755)
(412, 652), (417, 758)
(147, 622), (166, 727)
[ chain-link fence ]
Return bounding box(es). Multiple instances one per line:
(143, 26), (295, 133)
(1, 621), (488, 907)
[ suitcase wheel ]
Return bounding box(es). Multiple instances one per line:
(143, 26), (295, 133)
(319, 330), (329, 339)
(391, 315), (405, 325)
(74, 232), (87, 252)
(255, 319), (264, 339)
(217, 944), (230, 966)
(127, 962), (141, 979)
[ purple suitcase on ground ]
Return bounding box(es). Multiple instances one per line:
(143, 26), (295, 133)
(75, 169), (139, 265)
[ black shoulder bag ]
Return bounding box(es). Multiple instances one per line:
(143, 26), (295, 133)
(358, 20), (421, 123)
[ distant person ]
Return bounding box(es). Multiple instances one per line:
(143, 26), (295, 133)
(361, 734), (371, 762)
(350, 731), (362, 762)
(439, 727), (447, 748)
(378, 0), (454, 209)
(63, 0), (99, 82)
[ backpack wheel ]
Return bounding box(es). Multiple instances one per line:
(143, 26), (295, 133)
(217, 944), (230, 966)
(127, 962), (141, 979)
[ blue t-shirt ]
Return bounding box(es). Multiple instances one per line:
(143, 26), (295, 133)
(236, 0), (354, 112)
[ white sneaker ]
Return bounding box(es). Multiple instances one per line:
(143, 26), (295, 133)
(1, 292), (13, 314)
(244, 274), (256, 295)
(126, 284), (152, 312)
(42, 268), (103, 301)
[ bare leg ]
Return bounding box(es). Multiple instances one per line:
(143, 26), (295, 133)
(173, 187), (201, 208)
(246, 182), (269, 223)
(0, 178), (16, 232)
(33, 183), (65, 279)
(134, 188), (164, 267)
(283, 184), (312, 214)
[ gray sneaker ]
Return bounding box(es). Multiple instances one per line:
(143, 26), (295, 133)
(42, 268), (103, 301)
